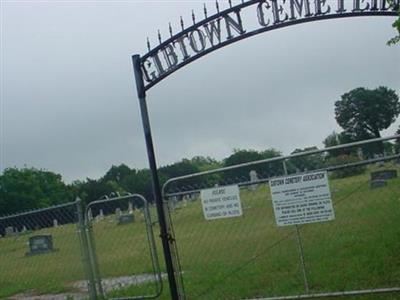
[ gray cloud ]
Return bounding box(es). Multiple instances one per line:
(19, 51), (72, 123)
(1, 1), (399, 182)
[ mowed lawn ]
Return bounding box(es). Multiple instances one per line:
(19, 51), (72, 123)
(1, 167), (400, 299)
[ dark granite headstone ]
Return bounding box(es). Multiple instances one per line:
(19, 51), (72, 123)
(370, 170), (397, 181)
(118, 214), (134, 225)
(27, 235), (54, 255)
(370, 180), (387, 189)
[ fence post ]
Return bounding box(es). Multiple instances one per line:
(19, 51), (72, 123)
(85, 208), (105, 298)
(282, 160), (310, 293)
(76, 197), (98, 300)
(133, 54), (181, 300)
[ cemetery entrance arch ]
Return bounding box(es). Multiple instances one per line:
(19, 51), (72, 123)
(132, 1), (399, 299)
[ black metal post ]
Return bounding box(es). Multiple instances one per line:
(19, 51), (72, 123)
(132, 54), (180, 300)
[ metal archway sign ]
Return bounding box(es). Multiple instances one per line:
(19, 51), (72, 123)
(132, 1), (399, 299)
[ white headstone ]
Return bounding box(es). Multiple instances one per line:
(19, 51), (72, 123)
(116, 208), (122, 216)
(88, 209), (93, 221)
(5, 226), (14, 237)
(22, 225), (27, 232)
(249, 170), (259, 191)
(128, 202), (133, 214)
(99, 209), (104, 219)
(53, 219), (58, 227)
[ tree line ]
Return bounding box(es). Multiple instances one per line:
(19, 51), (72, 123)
(1, 86), (399, 216)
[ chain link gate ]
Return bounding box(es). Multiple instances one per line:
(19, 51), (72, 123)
(0, 199), (90, 299)
(161, 136), (400, 300)
(0, 194), (163, 300)
(85, 193), (163, 299)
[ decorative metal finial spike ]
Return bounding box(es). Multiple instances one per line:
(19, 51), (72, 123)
(229, 0), (232, 8)
(157, 29), (162, 44)
(216, 0), (220, 13)
(169, 22), (173, 37)
(204, 3), (208, 18)
(180, 16), (184, 30)
(192, 10), (196, 25)
(147, 37), (151, 51)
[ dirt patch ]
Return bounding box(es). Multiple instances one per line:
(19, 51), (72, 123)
(10, 273), (165, 299)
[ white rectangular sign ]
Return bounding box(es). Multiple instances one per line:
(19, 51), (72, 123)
(200, 185), (243, 220)
(269, 171), (335, 227)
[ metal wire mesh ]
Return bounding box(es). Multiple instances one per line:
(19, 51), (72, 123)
(0, 200), (89, 299)
(86, 194), (163, 299)
(162, 138), (400, 300)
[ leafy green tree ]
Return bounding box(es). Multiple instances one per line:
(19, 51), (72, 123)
(189, 156), (221, 172)
(223, 148), (283, 181)
(159, 159), (202, 192)
(395, 127), (400, 153)
(323, 131), (358, 158)
(388, 1), (400, 45)
(287, 147), (324, 173)
(0, 167), (73, 215)
(335, 87), (400, 155)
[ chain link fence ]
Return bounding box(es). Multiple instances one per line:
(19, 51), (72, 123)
(85, 193), (163, 299)
(0, 200), (90, 299)
(0, 194), (162, 300)
(2, 136), (400, 300)
(162, 136), (400, 299)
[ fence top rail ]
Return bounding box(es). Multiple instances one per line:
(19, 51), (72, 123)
(163, 153), (400, 197)
(0, 199), (81, 221)
(162, 134), (400, 193)
(86, 193), (147, 210)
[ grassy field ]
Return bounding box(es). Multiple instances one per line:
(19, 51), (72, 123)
(1, 166), (400, 299)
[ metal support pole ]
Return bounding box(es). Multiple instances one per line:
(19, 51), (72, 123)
(85, 218), (105, 298)
(132, 55), (180, 300)
(76, 198), (97, 300)
(295, 225), (309, 293)
(282, 160), (310, 293)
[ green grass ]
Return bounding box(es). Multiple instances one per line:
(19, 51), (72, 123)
(1, 166), (400, 299)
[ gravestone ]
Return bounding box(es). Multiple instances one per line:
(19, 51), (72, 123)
(115, 208), (122, 216)
(88, 209), (93, 221)
(370, 170), (397, 181)
(22, 225), (27, 233)
(182, 195), (188, 207)
(27, 235), (54, 255)
(249, 170), (259, 191)
(370, 180), (387, 189)
(5, 226), (14, 237)
(128, 202), (134, 214)
(53, 219), (58, 227)
(118, 214), (134, 225)
(95, 209), (104, 222)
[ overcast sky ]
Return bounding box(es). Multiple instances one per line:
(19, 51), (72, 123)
(1, 0), (399, 183)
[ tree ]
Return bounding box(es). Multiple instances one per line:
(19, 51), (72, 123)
(395, 127), (400, 153)
(387, 1), (400, 45)
(223, 148), (282, 181)
(287, 147), (324, 173)
(0, 167), (73, 216)
(323, 131), (357, 158)
(335, 87), (400, 155)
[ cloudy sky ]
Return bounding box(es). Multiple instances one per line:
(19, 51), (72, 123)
(1, 0), (399, 182)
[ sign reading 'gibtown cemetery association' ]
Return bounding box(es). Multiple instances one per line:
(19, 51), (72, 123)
(201, 185), (243, 220)
(140, 0), (399, 89)
(270, 171), (335, 226)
